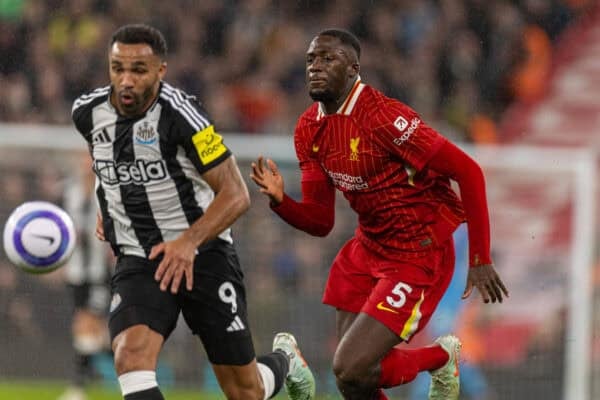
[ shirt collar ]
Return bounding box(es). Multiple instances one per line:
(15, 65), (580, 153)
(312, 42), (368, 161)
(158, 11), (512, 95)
(317, 76), (365, 120)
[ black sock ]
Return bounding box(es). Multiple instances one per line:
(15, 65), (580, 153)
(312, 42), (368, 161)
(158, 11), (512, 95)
(73, 353), (92, 387)
(257, 350), (289, 398)
(124, 387), (164, 399)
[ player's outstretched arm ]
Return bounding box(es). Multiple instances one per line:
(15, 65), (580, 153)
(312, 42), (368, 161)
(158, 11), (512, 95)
(251, 156), (335, 236)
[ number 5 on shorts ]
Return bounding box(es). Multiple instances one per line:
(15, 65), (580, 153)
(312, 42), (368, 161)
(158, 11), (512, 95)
(386, 281), (412, 308)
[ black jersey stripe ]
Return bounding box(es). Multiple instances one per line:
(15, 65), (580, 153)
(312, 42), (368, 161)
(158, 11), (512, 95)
(159, 92), (203, 131)
(160, 89), (208, 131)
(77, 86), (110, 102)
(72, 87), (110, 112)
(157, 115), (205, 226)
(161, 84), (210, 129)
(95, 184), (120, 256)
(162, 83), (208, 126)
(79, 85), (110, 100)
(168, 86), (210, 127)
(115, 117), (163, 256)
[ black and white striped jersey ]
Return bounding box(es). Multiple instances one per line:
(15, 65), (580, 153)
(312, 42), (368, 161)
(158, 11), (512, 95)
(63, 172), (110, 286)
(71, 82), (233, 258)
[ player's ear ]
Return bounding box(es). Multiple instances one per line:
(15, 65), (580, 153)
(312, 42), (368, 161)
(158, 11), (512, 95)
(348, 62), (359, 79)
(158, 61), (167, 79)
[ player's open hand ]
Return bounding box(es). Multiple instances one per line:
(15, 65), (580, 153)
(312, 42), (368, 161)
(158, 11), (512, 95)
(250, 156), (284, 205)
(150, 236), (197, 294)
(462, 264), (509, 304)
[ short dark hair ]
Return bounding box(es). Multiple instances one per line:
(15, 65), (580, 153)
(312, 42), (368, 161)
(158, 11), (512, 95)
(110, 24), (167, 58)
(318, 28), (361, 60)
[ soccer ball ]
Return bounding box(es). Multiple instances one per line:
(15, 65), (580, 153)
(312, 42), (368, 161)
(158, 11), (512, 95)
(3, 201), (76, 274)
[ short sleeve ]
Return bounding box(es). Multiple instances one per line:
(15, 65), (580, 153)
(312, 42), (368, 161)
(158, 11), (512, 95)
(173, 97), (231, 174)
(372, 100), (446, 171)
(71, 87), (110, 139)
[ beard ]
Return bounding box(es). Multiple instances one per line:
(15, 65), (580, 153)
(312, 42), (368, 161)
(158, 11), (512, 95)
(118, 86), (155, 116)
(309, 87), (337, 103)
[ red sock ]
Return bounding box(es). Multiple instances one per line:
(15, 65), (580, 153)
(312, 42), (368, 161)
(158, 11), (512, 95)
(379, 345), (449, 388)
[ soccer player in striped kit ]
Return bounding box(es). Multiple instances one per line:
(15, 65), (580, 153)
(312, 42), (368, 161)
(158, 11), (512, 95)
(72, 24), (314, 400)
(251, 29), (508, 400)
(59, 155), (112, 400)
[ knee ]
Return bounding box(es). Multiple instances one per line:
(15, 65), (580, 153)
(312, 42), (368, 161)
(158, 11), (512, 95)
(114, 342), (148, 374)
(332, 348), (371, 387)
(113, 329), (160, 375)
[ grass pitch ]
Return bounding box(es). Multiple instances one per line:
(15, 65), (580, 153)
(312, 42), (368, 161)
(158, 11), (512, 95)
(0, 380), (349, 399)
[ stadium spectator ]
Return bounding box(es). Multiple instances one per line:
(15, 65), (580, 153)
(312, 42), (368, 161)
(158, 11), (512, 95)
(58, 155), (112, 400)
(0, 1), (588, 139)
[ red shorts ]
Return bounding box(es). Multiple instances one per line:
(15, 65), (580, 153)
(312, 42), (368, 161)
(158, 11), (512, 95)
(322, 237), (455, 342)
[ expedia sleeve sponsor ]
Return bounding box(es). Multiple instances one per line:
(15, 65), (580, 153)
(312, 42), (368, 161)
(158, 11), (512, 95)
(192, 125), (228, 165)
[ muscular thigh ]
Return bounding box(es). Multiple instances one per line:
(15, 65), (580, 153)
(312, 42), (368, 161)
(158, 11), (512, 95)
(108, 256), (180, 342)
(323, 238), (376, 313)
(180, 241), (255, 366)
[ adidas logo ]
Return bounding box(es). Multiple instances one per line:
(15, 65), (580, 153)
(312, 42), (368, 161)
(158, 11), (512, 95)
(226, 316), (245, 332)
(93, 128), (111, 144)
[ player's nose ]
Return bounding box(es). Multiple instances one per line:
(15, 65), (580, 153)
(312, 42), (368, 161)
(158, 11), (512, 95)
(120, 72), (135, 88)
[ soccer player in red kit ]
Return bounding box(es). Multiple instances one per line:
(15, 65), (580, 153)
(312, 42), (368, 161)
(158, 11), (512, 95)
(251, 29), (509, 400)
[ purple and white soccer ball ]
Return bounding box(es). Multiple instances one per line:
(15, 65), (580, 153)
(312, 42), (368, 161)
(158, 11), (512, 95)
(3, 201), (76, 274)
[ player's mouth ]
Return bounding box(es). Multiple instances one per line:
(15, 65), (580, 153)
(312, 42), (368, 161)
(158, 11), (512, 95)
(119, 92), (136, 106)
(308, 78), (327, 88)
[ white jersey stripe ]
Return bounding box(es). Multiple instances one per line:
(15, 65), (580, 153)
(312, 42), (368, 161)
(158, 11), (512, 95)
(92, 105), (144, 257)
(63, 174), (109, 285)
(159, 92), (202, 131)
(72, 87), (110, 113)
(161, 86), (208, 130)
(132, 104), (192, 243)
(168, 86), (211, 127)
(162, 83), (210, 128)
(169, 87), (211, 127)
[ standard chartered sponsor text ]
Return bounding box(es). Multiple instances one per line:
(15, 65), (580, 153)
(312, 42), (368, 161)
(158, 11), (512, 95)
(325, 169), (369, 191)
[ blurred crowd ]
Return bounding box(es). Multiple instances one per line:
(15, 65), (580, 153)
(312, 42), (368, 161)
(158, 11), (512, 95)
(0, 0), (593, 141)
(1, 2), (599, 396)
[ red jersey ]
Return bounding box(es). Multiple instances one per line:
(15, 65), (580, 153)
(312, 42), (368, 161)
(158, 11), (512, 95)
(294, 80), (465, 257)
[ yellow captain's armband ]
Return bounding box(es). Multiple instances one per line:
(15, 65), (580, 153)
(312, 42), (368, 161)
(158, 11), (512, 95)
(191, 125), (227, 165)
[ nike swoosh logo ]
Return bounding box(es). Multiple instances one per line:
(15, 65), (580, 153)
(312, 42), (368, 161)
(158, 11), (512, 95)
(376, 301), (399, 314)
(31, 234), (55, 245)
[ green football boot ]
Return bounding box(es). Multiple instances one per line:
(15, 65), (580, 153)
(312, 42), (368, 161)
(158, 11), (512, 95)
(429, 334), (461, 400)
(273, 332), (316, 400)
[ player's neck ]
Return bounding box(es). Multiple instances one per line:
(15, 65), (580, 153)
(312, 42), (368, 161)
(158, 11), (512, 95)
(322, 78), (359, 115)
